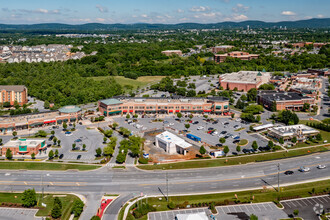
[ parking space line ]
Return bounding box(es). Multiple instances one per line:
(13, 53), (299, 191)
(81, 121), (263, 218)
(315, 197), (325, 204)
(250, 204), (257, 212)
(266, 203), (274, 210)
(305, 199), (314, 205)
(299, 199), (308, 206)
(319, 197), (329, 203)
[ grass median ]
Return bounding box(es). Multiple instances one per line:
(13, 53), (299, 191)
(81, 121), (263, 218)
(0, 161), (101, 171)
(138, 145), (330, 170)
(0, 192), (81, 219)
(126, 180), (330, 220)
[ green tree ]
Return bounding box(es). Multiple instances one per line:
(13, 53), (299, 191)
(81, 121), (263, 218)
(223, 146), (229, 155)
(112, 122), (119, 130)
(6, 148), (12, 159)
(71, 200), (84, 217)
(116, 152), (126, 164)
(236, 145), (241, 152)
(103, 146), (114, 156)
(57, 140), (61, 146)
(250, 214), (258, 220)
(247, 88), (257, 102)
(22, 189), (37, 207)
(63, 122), (67, 130)
(268, 140), (274, 148)
(55, 149), (59, 158)
(240, 94), (247, 102)
(185, 124), (190, 129)
(293, 209), (299, 216)
(199, 146), (206, 155)
(35, 130), (47, 137)
(95, 148), (102, 157)
(279, 138), (284, 144)
(31, 153), (36, 159)
(51, 198), (62, 219)
(51, 130), (55, 136)
(126, 114), (130, 119)
(256, 115), (261, 122)
(252, 141), (258, 151)
(292, 136), (297, 143)
(219, 137), (226, 144)
(315, 133), (322, 141)
(12, 131), (17, 138)
(303, 103), (310, 112)
(82, 144), (86, 151)
(53, 137), (57, 145)
(231, 113), (235, 118)
(0, 138), (2, 145)
(103, 137), (107, 143)
(90, 216), (101, 220)
(44, 100), (50, 109)
(72, 143), (76, 150)
(48, 150), (54, 159)
(177, 112), (182, 118)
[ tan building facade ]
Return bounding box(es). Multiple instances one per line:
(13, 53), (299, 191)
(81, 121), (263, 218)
(99, 97), (230, 117)
(1, 138), (46, 156)
(214, 51), (259, 63)
(0, 85), (28, 106)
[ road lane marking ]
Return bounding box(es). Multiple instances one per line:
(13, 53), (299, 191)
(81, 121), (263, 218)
(24, 182), (27, 185)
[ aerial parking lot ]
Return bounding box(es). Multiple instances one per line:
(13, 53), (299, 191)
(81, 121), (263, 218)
(52, 123), (104, 162)
(113, 114), (269, 156)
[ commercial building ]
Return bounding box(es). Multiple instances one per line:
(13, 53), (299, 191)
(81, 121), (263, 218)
(214, 51), (259, 63)
(219, 70), (271, 92)
(211, 45), (234, 53)
(268, 124), (319, 142)
(0, 85), (28, 106)
(99, 96), (230, 116)
(1, 138), (46, 156)
(161, 50), (182, 56)
(0, 105), (82, 134)
(307, 68), (330, 77)
(176, 212), (208, 220)
(155, 131), (192, 155)
(257, 91), (315, 111)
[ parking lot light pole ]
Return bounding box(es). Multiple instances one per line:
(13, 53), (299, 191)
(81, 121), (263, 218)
(166, 171), (169, 203)
(277, 163), (280, 201)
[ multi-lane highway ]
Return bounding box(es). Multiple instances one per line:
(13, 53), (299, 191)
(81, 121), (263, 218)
(0, 151), (329, 219)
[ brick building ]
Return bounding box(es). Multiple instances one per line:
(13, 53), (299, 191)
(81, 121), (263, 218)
(211, 45), (234, 53)
(0, 105), (82, 134)
(257, 91), (315, 111)
(219, 70), (271, 92)
(214, 51), (259, 63)
(1, 138), (46, 156)
(307, 68), (329, 76)
(0, 85), (28, 106)
(161, 50), (182, 56)
(99, 96), (230, 117)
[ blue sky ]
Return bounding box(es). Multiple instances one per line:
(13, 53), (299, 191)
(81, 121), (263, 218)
(0, 0), (329, 24)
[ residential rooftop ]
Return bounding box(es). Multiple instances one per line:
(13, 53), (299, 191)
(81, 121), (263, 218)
(0, 85), (26, 92)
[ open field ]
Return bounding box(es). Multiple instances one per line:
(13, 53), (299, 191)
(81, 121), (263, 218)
(0, 161), (100, 171)
(0, 193), (81, 220)
(126, 180), (330, 220)
(89, 76), (165, 90)
(137, 145), (330, 170)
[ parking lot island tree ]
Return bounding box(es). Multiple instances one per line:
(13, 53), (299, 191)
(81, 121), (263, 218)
(236, 145), (241, 152)
(199, 146), (206, 155)
(48, 150), (54, 159)
(6, 149), (12, 159)
(219, 137), (226, 144)
(252, 141), (258, 151)
(95, 148), (102, 157)
(223, 146), (229, 155)
(22, 189), (37, 208)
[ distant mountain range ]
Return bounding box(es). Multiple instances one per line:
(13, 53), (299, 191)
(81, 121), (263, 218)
(0, 18), (329, 31)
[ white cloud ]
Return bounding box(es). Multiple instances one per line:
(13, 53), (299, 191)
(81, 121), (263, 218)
(141, 14), (148, 18)
(281, 11), (296, 16)
(317, 14), (324, 18)
(232, 3), (249, 13)
(96, 18), (105, 22)
(232, 14), (248, 20)
(189, 6), (210, 12)
(177, 9), (184, 13)
(96, 5), (108, 13)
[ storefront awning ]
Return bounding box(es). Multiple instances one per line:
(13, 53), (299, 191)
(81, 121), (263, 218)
(203, 110), (212, 112)
(108, 111), (122, 115)
(44, 120), (56, 124)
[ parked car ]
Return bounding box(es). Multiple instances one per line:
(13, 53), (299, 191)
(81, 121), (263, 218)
(284, 170), (294, 175)
(317, 165), (326, 169)
(221, 131), (227, 134)
(47, 144), (52, 147)
(169, 123), (174, 126)
(77, 155), (81, 160)
(75, 139), (82, 142)
(197, 126), (204, 130)
(233, 140), (240, 144)
(212, 121), (218, 124)
(65, 132), (72, 136)
(299, 166), (310, 172)
(208, 127), (214, 131)
(59, 154), (64, 159)
(193, 121), (199, 124)
(224, 122), (229, 125)
(212, 131), (219, 136)
(65, 131), (71, 134)
(216, 144), (222, 147)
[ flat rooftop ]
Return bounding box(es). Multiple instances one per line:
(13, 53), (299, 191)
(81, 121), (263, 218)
(156, 131), (192, 149)
(220, 71), (271, 84)
(258, 91), (313, 102)
(3, 138), (45, 148)
(269, 124), (319, 137)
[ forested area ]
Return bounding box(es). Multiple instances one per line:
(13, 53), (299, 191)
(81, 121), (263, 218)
(0, 29), (329, 106)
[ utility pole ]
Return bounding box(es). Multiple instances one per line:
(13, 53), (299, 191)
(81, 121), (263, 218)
(166, 171), (169, 203)
(277, 163), (280, 201)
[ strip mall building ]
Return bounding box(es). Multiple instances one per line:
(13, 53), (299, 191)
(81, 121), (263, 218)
(98, 96), (230, 116)
(0, 105), (82, 134)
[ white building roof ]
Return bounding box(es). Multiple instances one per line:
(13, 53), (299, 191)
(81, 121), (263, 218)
(176, 212), (208, 220)
(253, 123), (274, 131)
(156, 131), (192, 149)
(269, 124), (319, 137)
(3, 138), (45, 148)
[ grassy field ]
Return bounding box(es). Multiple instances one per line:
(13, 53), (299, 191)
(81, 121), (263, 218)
(0, 193), (81, 220)
(138, 145), (330, 170)
(238, 139), (248, 146)
(126, 180), (330, 220)
(0, 162), (100, 171)
(89, 76), (165, 90)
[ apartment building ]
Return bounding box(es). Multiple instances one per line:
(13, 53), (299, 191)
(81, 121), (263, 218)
(0, 85), (28, 106)
(214, 51), (259, 63)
